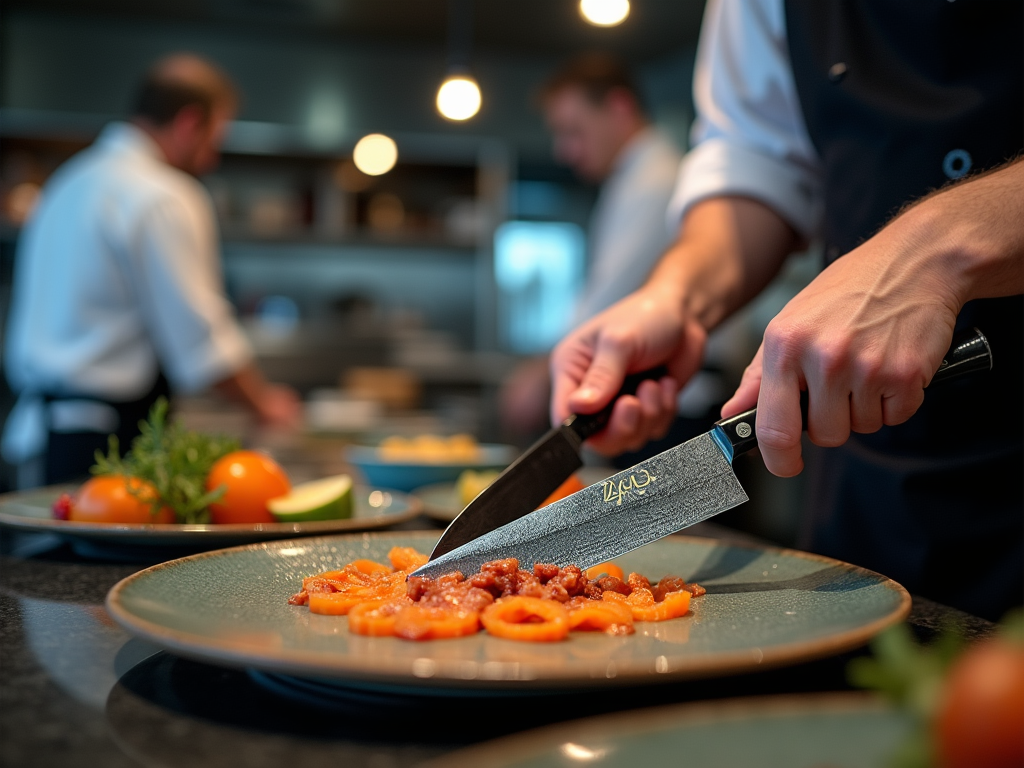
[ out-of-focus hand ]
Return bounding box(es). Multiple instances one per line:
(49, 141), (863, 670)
(720, 156), (1024, 476)
(549, 284), (706, 455)
(254, 383), (303, 429)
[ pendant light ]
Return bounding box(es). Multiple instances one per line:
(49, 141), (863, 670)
(579, 0), (630, 27)
(436, 0), (481, 121)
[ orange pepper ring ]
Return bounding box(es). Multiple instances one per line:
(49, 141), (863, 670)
(481, 596), (570, 642)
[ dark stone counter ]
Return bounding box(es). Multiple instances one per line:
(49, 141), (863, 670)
(0, 523), (994, 768)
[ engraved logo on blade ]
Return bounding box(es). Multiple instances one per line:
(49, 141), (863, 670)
(601, 469), (657, 506)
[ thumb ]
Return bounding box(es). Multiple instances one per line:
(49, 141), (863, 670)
(566, 336), (632, 415)
(721, 344), (764, 418)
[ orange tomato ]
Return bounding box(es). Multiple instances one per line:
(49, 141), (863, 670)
(205, 450), (290, 524)
(69, 476), (175, 524)
(538, 474), (586, 508)
(935, 637), (1024, 768)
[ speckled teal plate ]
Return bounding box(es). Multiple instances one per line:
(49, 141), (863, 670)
(0, 485), (421, 549)
(106, 532), (910, 692)
(427, 693), (914, 767)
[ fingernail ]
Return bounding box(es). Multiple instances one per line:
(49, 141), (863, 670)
(576, 387), (596, 402)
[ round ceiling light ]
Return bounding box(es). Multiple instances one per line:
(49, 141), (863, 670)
(436, 75), (482, 121)
(352, 133), (398, 176)
(579, 0), (630, 27)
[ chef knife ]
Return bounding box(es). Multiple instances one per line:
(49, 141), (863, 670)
(411, 328), (991, 579)
(429, 365), (669, 559)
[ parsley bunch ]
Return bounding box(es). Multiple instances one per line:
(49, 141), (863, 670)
(92, 398), (241, 524)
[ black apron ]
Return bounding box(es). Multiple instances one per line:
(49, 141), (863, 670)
(785, 0), (1024, 620)
(43, 372), (171, 485)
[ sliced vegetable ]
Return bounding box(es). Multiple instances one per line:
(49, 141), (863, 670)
(268, 474), (353, 522)
(481, 596), (570, 642)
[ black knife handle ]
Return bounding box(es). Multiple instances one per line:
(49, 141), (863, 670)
(714, 327), (992, 460)
(565, 365), (671, 442)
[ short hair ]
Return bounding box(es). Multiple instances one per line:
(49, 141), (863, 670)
(539, 53), (646, 115)
(132, 54), (238, 126)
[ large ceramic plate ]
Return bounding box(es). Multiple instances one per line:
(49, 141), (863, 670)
(0, 485), (421, 548)
(428, 693), (913, 767)
(106, 531), (910, 692)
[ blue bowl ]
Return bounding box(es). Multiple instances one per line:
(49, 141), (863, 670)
(344, 443), (517, 493)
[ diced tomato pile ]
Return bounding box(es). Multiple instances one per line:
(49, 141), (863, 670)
(288, 547), (704, 642)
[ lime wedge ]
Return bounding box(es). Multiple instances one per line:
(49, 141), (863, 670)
(268, 475), (354, 522)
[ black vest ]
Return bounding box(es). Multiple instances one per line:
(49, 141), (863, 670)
(785, 0), (1023, 620)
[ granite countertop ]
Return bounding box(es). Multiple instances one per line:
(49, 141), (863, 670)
(0, 522), (994, 768)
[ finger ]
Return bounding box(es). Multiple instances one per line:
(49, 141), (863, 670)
(881, 386), (925, 427)
(650, 376), (681, 440)
(585, 395), (642, 456)
(633, 379), (672, 446)
(803, 345), (852, 449)
(721, 345), (764, 418)
(850, 387), (884, 434)
(565, 333), (632, 416)
(756, 355), (805, 478)
(550, 335), (598, 425)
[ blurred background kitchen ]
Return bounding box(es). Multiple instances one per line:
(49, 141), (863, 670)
(0, 0), (817, 544)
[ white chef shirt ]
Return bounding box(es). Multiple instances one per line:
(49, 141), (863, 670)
(573, 127), (682, 325)
(3, 121), (252, 462)
(668, 0), (823, 239)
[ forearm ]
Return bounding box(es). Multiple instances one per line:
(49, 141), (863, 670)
(897, 156), (1024, 307)
(646, 196), (800, 332)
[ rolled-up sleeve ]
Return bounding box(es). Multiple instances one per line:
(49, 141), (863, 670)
(668, 0), (823, 240)
(131, 185), (252, 393)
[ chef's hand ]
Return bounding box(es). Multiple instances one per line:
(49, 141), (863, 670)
(254, 383), (303, 429)
(550, 197), (800, 456)
(549, 284), (705, 455)
(215, 363), (303, 430)
(721, 158), (1024, 477)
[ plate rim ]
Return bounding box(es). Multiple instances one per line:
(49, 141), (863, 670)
(423, 691), (902, 767)
(105, 531), (912, 690)
(0, 484), (423, 542)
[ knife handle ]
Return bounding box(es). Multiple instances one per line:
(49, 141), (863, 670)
(714, 327), (993, 460)
(565, 365), (671, 442)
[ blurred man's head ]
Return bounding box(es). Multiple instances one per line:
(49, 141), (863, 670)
(540, 54), (647, 183)
(131, 54), (238, 176)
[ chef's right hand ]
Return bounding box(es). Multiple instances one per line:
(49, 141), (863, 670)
(255, 383), (303, 429)
(549, 284), (706, 455)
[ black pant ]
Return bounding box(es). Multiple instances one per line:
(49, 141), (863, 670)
(43, 375), (171, 485)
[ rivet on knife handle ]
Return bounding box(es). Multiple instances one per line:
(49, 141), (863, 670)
(566, 365), (671, 443)
(712, 327), (993, 462)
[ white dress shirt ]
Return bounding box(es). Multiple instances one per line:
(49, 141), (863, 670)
(573, 127), (682, 325)
(3, 122), (252, 462)
(669, 0), (823, 239)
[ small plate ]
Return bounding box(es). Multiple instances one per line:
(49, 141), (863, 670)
(413, 482), (463, 523)
(107, 531), (910, 693)
(0, 484), (422, 550)
(427, 693), (913, 767)
(345, 443), (516, 492)
(414, 468), (619, 524)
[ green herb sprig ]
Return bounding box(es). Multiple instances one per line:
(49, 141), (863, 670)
(92, 398), (240, 523)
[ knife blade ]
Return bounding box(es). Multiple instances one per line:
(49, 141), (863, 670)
(428, 366), (668, 559)
(411, 328), (991, 579)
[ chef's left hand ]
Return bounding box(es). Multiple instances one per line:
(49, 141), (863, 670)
(720, 158), (1024, 477)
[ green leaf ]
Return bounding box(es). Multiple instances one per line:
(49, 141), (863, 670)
(88, 397), (240, 523)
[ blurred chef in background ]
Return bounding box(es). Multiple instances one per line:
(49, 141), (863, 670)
(500, 54), (682, 440)
(3, 53), (301, 487)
